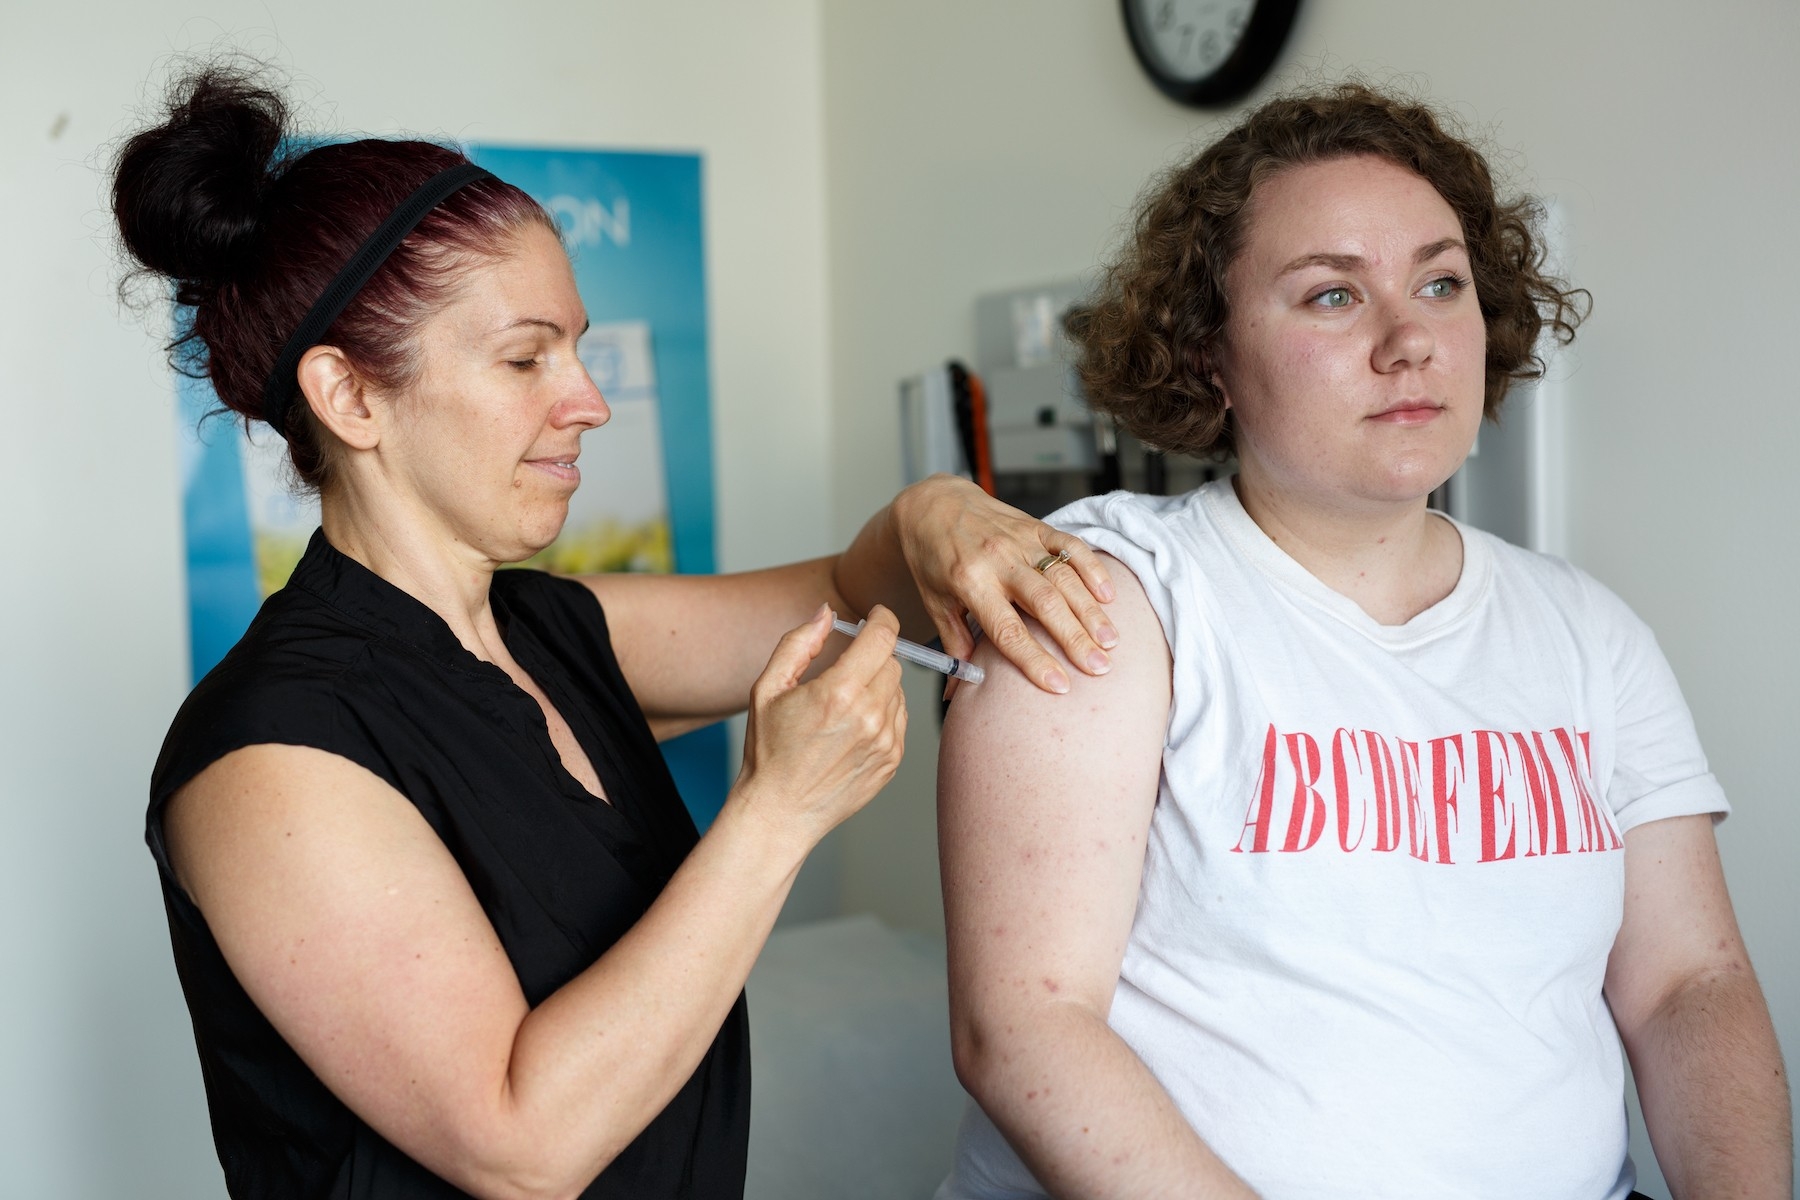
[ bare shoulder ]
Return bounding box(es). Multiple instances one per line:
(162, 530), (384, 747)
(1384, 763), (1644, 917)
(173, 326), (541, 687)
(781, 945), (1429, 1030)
(939, 554), (1171, 1011)
(165, 743), (450, 902)
(945, 550), (1170, 739)
(938, 549), (1171, 888)
(163, 744), (527, 1138)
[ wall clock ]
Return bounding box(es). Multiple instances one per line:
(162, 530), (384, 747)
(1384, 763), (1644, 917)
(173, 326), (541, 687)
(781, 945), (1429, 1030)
(1121, 0), (1302, 107)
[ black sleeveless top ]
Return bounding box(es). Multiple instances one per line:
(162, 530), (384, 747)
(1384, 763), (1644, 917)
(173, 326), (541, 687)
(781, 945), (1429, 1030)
(147, 531), (750, 1199)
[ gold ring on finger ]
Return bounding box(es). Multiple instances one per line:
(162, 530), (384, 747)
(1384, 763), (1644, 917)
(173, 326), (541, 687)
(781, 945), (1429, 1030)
(1033, 549), (1072, 575)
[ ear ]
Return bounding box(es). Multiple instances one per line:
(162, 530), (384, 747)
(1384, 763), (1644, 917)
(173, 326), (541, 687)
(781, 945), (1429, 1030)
(1197, 341), (1232, 409)
(296, 346), (380, 451)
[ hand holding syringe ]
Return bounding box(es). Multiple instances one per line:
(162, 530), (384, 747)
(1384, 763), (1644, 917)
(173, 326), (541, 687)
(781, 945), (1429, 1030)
(831, 616), (985, 685)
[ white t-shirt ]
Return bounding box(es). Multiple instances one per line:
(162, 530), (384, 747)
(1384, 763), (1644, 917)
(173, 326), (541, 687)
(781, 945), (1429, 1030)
(939, 480), (1728, 1200)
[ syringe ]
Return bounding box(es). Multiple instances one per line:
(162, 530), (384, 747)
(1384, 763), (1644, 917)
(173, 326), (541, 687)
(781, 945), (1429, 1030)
(831, 617), (985, 685)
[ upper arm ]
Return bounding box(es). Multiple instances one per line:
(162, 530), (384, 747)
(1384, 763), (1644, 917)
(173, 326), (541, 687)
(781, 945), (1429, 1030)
(1604, 814), (1753, 1037)
(939, 555), (1172, 1043)
(1588, 578), (1750, 1032)
(580, 557), (847, 733)
(165, 744), (531, 1183)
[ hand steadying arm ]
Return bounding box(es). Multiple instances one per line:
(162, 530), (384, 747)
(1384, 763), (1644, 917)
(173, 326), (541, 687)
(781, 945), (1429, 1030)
(836, 474), (1118, 695)
(586, 474), (1119, 737)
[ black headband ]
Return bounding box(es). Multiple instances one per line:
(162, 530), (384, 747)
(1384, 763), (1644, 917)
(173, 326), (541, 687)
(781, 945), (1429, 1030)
(260, 161), (496, 434)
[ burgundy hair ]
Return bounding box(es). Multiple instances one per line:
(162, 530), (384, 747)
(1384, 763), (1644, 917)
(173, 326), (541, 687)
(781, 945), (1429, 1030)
(113, 67), (556, 488)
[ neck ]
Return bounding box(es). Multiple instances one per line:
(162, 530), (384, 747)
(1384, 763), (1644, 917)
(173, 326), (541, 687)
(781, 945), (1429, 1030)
(319, 487), (506, 661)
(1230, 474), (1463, 626)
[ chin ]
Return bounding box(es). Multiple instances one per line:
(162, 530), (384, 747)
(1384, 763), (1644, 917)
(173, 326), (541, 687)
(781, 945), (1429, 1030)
(489, 519), (569, 568)
(517, 531), (567, 564)
(526, 507), (573, 550)
(1376, 447), (1468, 503)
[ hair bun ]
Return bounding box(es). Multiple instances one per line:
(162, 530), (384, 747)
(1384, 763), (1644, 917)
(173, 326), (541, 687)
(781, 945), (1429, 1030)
(112, 67), (289, 296)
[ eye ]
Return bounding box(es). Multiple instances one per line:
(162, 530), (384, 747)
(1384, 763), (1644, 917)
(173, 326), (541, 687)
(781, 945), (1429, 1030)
(1308, 286), (1354, 309)
(1420, 274), (1470, 299)
(506, 358), (542, 372)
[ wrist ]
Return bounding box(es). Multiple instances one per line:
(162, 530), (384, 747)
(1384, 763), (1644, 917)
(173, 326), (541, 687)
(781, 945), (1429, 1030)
(887, 483), (923, 547)
(892, 475), (966, 551)
(712, 777), (815, 880)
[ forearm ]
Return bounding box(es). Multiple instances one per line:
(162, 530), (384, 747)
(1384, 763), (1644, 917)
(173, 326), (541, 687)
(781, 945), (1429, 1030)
(1625, 966), (1792, 1199)
(834, 491), (933, 638)
(591, 556), (847, 725)
(471, 796), (807, 1198)
(959, 1003), (1256, 1200)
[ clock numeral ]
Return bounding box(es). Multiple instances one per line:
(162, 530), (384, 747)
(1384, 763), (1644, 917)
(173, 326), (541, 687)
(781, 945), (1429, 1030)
(1153, 0), (1175, 32)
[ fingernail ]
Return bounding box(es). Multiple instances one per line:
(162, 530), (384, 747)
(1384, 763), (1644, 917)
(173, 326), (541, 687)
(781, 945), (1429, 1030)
(1085, 649), (1111, 674)
(1099, 583), (1116, 602)
(1048, 669), (1071, 694)
(1098, 624), (1119, 648)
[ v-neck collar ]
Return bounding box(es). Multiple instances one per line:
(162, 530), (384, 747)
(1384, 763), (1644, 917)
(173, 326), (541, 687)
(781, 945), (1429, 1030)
(288, 529), (632, 812)
(286, 528), (499, 672)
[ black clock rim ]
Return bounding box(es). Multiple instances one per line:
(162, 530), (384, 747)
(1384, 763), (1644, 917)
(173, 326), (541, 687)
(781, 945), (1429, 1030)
(1121, 0), (1302, 108)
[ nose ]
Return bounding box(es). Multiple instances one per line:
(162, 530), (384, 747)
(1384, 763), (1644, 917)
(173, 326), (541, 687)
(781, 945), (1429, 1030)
(556, 361), (611, 431)
(1371, 301), (1436, 374)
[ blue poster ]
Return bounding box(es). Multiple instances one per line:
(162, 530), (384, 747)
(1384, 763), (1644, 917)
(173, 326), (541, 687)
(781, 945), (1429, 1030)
(176, 146), (728, 827)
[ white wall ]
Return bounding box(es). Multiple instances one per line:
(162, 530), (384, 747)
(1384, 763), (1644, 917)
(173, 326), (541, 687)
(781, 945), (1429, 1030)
(822, 2), (1799, 1193)
(5, 0), (1794, 1194)
(0, 3), (831, 1196)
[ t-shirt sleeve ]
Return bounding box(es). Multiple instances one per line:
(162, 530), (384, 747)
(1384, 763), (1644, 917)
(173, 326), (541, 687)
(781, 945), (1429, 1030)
(1046, 491), (1189, 663)
(1583, 574), (1730, 832)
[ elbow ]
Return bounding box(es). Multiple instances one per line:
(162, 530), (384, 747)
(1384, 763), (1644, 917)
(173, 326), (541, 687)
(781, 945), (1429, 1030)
(949, 985), (1111, 1110)
(948, 1012), (984, 1096)
(949, 1001), (1025, 1107)
(431, 1118), (621, 1200)
(1614, 958), (1764, 1049)
(449, 1155), (600, 1200)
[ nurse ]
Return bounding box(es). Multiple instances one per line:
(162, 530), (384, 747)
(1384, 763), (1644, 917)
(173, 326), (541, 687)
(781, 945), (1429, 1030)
(118, 67), (1118, 1199)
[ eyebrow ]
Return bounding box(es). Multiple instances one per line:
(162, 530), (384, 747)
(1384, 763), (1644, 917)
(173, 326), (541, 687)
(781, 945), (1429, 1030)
(486, 316), (593, 339)
(1276, 237), (1467, 277)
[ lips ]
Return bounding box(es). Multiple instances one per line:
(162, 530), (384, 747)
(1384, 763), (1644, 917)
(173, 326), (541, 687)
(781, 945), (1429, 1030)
(526, 454), (582, 484)
(1368, 402), (1444, 425)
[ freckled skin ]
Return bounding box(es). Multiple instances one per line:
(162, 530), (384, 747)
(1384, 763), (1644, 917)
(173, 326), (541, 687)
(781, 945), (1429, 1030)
(1217, 156), (1485, 516)
(940, 559), (1259, 1194)
(356, 223), (609, 569)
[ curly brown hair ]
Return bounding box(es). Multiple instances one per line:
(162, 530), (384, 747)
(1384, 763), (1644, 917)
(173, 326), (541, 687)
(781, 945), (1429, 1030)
(1066, 84), (1588, 456)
